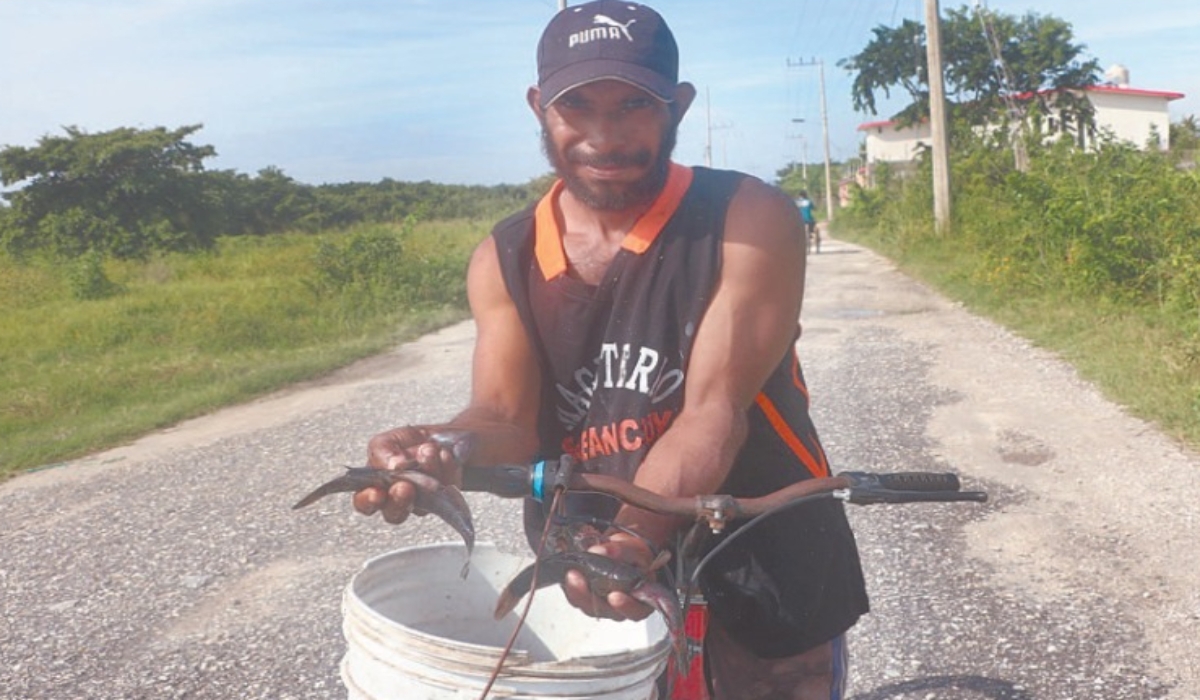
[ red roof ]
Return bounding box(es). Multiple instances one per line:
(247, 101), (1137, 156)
(1083, 85), (1185, 100)
(1012, 85), (1185, 101)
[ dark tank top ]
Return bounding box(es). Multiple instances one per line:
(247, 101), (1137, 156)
(491, 163), (868, 657)
(492, 164), (830, 492)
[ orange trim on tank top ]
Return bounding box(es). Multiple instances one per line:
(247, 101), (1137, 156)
(532, 163), (694, 280)
(754, 392), (828, 478)
(790, 349), (810, 401)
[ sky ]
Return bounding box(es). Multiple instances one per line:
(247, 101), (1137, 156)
(2, 0), (1197, 187)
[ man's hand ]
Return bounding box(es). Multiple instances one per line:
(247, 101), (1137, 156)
(352, 425), (464, 525)
(561, 532), (657, 622)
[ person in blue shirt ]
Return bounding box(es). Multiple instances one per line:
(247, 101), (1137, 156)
(796, 190), (819, 254)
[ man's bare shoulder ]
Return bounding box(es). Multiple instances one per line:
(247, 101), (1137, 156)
(470, 233), (499, 267)
(725, 174), (805, 247)
(729, 173), (792, 204)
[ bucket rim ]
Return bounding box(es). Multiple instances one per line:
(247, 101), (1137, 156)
(343, 541), (672, 673)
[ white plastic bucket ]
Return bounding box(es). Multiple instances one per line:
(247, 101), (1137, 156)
(341, 542), (671, 700)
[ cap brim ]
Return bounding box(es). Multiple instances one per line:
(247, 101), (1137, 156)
(540, 59), (675, 108)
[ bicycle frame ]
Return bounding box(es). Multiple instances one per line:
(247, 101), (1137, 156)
(299, 452), (988, 700)
(668, 592), (709, 699)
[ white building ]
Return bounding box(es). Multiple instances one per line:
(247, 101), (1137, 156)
(858, 70), (1185, 166)
(1085, 85), (1182, 149)
(858, 118), (932, 164)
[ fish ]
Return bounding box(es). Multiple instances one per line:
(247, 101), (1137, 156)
(494, 550), (686, 670)
(293, 466), (475, 576)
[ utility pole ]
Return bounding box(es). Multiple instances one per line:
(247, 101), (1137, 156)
(704, 87), (732, 168)
(705, 87), (714, 167)
(817, 61), (834, 222)
(802, 138), (808, 181)
(924, 0), (952, 232)
(788, 58), (835, 222)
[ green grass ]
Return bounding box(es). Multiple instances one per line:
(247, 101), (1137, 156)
(0, 219), (489, 478)
(834, 223), (1200, 450)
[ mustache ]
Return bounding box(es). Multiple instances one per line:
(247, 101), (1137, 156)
(564, 147), (652, 169)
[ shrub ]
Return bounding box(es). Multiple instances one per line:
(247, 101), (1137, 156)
(308, 216), (467, 322)
(66, 250), (124, 301)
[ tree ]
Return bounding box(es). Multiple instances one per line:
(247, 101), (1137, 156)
(1170, 115), (1200, 154)
(839, 6), (1100, 139)
(775, 161), (830, 209)
(0, 124), (221, 259)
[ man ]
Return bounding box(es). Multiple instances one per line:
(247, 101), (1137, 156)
(351, 2), (868, 698)
(797, 190), (819, 254)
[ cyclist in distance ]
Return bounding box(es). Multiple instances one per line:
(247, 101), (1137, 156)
(796, 190), (818, 253)
(350, 2), (869, 697)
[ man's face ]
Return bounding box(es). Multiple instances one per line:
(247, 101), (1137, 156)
(537, 80), (679, 212)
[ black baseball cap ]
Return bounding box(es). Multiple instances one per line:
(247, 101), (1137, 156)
(536, 0), (679, 108)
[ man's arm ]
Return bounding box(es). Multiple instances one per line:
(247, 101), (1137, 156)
(617, 176), (807, 542)
(565, 176), (808, 617)
(453, 235), (543, 464)
(354, 235), (542, 522)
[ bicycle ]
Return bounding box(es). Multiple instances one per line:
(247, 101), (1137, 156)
(299, 453), (987, 700)
(458, 455), (988, 700)
(807, 220), (821, 255)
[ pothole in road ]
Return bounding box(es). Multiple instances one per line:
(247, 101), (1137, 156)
(996, 429), (1056, 466)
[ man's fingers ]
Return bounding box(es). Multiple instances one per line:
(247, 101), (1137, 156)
(562, 570), (591, 607)
(607, 591), (652, 621)
(350, 481), (419, 522)
(416, 441), (441, 464)
(384, 454), (415, 472)
(563, 570), (624, 620)
(352, 487), (385, 515)
(437, 445), (463, 487)
(380, 480), (417, 524)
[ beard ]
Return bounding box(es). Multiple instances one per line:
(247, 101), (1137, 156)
(540, 120), (678, 211)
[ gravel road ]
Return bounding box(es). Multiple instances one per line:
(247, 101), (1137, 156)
(2, 234), (1197, 700)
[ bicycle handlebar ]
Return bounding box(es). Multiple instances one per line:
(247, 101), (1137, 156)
(461, 456), (987, 532)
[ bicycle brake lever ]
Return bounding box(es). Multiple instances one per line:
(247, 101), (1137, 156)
(548, 454), (576, 494)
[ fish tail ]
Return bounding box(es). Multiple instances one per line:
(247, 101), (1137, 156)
(292, 468), (387, 509)
(493, 566), (536, 619)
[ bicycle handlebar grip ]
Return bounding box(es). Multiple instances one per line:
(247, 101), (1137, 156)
(874, 471), (961, 492)
(848, 489), (988, 505)
(460, 464), (532, 498)
(838, 471), (962, 492)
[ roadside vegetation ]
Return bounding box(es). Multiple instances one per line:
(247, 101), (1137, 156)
(834, 128), (1200, 449)
(0, 124), (546, 478)
(0, 218), (490, 477)
(832, 4), (1200, 450)
(4, 2), (1196, 478)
